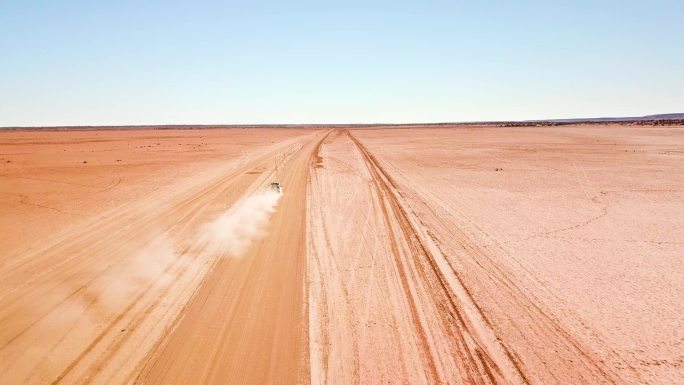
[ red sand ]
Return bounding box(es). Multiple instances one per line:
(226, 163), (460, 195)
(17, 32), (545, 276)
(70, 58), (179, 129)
(1, 125), (682, 384)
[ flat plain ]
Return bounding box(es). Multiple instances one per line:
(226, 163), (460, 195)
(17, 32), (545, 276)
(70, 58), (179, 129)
(1, 125), (682, 384)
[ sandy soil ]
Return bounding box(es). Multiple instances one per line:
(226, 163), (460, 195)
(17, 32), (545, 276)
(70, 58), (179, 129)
(1, 125), (682, 384)
(0, 128), (317, 385)
(343, 126), (684, 384)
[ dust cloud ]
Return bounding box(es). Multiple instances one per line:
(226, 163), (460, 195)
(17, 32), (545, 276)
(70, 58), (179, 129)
(9, 190), (282, 367)
(201, 189), (282, 258)
(94, 189), (283, 311)
(93, 235), (178, 309)
(11, 234), (181, 368)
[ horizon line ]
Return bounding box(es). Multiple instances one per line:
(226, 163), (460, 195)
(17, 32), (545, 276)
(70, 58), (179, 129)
(2, 112), (683, 129)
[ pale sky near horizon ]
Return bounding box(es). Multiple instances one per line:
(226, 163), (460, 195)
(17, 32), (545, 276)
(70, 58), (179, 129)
(1, 0), (683, 126)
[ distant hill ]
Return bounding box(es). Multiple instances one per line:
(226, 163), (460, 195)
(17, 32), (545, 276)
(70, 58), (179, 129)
(533, 113), (684, 123)
(641, 113), (684, 120)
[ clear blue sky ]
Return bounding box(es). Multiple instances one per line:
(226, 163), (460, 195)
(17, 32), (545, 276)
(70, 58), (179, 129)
(1, 0), (682, 125)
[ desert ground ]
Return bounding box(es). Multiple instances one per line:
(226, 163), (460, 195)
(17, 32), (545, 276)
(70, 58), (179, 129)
(0, 125), (682, 384)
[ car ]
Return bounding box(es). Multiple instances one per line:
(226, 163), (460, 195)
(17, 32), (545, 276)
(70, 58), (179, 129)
(270, 182), (283, 194)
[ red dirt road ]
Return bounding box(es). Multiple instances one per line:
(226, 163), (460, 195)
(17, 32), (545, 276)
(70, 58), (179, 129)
(0, 128), (317, 385)
(1, 125), (682, 384)
(136, 131), (329, 384)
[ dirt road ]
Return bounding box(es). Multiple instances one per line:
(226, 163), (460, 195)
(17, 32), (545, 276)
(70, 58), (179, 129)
(0, 129), (321, 385)
(136, 131), (329, 384)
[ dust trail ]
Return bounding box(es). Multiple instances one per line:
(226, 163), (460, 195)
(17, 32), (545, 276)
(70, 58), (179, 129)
(0, 234), (182, 382)
(2, 190), (282, 382)
(92, 234), (178, 309)
(200, 189), (282, 258)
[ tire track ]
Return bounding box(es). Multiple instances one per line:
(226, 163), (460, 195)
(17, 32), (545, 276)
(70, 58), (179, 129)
(349, 130), (627, 384)
(347, 129), (529, 384)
